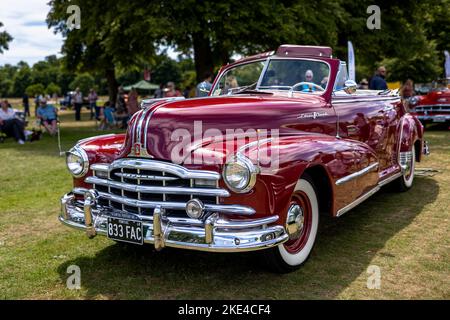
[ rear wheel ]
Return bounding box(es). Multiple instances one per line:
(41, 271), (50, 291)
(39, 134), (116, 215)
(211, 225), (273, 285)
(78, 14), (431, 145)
(394, 145), (416, 192)
(263, 174), (319, 273)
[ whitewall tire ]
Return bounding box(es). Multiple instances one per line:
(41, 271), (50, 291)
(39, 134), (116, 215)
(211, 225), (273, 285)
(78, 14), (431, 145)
(263, 174), (319, 273)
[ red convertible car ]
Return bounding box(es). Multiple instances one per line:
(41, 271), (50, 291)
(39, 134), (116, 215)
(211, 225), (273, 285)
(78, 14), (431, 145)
(409, 78), (450, 125)
(60, 45), (427, 273)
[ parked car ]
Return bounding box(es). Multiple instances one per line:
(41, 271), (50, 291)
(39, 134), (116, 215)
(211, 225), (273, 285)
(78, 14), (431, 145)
(60, 45), (428, 273)
(409, 78), (450, 125)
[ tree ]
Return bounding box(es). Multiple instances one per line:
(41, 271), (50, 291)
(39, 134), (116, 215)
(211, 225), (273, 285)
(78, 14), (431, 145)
(0, 21), (13, 54)
(47, 0), (161, 104)
(25, 83), (45, 97)
(69, 73), (95, 95)
(11, 62), (32, 97)
(46, 82), (62, 96)
(149, 0), (345, 82)
(150, 56), (182, 87)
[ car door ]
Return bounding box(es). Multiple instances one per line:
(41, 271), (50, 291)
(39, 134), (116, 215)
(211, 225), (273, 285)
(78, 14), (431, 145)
(331, 62), (394, 171)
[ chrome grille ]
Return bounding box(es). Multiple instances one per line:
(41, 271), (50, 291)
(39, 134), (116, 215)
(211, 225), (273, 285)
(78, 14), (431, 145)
(86, 158), (233, 218)
(415, 105), (450, 112)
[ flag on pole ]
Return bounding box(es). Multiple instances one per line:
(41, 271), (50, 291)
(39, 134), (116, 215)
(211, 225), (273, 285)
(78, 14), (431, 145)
(348, 41), (355, 81)
(444, 50), (450, 79)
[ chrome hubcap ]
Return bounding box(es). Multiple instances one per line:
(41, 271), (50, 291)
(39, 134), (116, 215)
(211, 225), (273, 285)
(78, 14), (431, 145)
(400, 151), (413, 176)
(286, 204), (304, 240)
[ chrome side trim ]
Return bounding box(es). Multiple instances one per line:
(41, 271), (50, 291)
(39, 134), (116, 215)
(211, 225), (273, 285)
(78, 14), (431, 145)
(336, 186), (380, 217)
(378, 171), (403, 187)
(332, 97), (400, 104)
(85, 176), (230, 197)
(335, 162), (379, 186)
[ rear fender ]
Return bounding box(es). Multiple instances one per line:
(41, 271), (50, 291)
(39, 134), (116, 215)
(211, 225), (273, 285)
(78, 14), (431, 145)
(398, 114), (423, 162)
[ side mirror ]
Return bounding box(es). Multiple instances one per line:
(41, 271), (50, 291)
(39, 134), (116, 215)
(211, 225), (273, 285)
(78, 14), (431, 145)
(344, 80), (357, 94)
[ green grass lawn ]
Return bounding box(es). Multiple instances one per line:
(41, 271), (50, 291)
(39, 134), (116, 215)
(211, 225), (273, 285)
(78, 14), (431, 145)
(0, 109), (449, 299)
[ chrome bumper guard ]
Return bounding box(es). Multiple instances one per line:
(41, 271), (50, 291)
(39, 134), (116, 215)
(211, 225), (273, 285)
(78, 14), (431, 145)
(60, 191), (288, 252)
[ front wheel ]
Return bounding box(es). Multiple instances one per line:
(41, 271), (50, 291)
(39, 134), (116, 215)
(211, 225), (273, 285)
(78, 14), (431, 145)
(262, 175), (319, 273)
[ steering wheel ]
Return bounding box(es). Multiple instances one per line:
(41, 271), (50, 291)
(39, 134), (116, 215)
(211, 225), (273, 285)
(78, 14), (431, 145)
(288, 82), (324, 97)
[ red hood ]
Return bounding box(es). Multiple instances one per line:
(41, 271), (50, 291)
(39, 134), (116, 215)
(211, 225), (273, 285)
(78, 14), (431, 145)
(119, 94), (329, 162)
(418, 89), (450, 105)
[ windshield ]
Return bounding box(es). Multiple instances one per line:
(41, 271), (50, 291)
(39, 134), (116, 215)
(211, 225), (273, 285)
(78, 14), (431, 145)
(212, 58), (330, 96)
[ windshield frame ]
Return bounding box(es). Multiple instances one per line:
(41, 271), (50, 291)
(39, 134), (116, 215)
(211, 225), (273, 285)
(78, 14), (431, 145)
(211, 56), (332, 97)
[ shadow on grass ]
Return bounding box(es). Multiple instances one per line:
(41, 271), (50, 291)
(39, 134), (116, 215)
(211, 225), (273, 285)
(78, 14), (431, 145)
(57, 176), (439, 299)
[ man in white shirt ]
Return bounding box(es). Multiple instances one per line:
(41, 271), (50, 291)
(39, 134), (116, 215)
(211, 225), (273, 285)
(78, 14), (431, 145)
(72, 87), (83, 121)
(0, 100), (26, 144)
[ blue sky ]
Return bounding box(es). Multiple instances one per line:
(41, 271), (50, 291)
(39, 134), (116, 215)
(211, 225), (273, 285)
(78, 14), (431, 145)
(0, 0), (63, 66)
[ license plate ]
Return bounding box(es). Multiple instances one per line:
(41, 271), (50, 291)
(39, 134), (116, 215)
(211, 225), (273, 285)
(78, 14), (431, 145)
(107, 217), (143, 245)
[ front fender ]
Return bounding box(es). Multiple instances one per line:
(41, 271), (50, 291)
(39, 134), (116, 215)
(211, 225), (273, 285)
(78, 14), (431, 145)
(72, 133), (126, 190)
(217, 133), (379, 220)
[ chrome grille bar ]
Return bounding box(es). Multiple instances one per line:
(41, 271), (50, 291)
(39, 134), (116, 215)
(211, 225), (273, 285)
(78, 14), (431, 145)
(85, 176), (230, 197)
(96, 191), (256, 215)
(114, 172), (178, 181)
(107, 159), (220, 180)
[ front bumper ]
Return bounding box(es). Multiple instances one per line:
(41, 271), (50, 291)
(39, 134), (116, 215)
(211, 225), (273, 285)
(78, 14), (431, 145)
(60, 191), (288, 252)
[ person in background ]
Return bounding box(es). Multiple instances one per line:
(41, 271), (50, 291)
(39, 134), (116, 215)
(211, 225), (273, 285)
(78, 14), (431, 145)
(359, 78), (369, 90)
(154, 83), (165, 98)
(369, 66), (388, 90)
(72, 87), (83, 121)
(98, 101), (115, 130)
(196, 72), (213, 97)
(36, 98), (58, 136)
(22, 93), (30, 117)
(88, 88), (98, 120)
(165, 81), (182, 97)
(183, 85), (191, 99)
(34, 93), (43, 117)
(115, 86), (129, 129)
(0, 100), (26, 144)
(400, 79), (415, 100)
(127, 87), (140, 115)
(116, 86), (126, 111)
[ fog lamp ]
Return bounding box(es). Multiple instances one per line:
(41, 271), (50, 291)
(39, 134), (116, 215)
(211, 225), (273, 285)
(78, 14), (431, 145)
(185, 199), (204, 219)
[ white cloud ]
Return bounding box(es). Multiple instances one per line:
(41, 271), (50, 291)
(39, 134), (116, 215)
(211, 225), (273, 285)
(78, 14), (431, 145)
(0, 0), (63, 66)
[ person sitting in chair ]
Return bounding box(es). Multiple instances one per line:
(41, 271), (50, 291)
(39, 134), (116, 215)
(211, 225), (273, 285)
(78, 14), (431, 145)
(37, 98), (58, 136)
(0, 100), (27, 144)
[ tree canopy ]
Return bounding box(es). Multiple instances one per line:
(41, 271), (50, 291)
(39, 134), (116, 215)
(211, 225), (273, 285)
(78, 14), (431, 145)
(9, 0), (443, 100)
(0, 21), (13, 54)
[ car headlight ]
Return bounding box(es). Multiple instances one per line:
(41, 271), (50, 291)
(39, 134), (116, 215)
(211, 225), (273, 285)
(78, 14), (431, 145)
(66, 146), (89, 178)
(223, 154), (258, 193)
